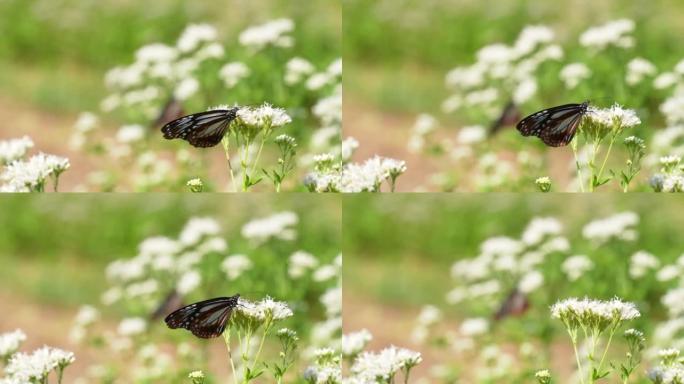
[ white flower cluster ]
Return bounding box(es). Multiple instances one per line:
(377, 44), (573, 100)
(560, 62), (591, 89)
(349, 345), (422, 383)
(237, 297), (293, 322)
(443, 24), (560, 113)
(581, 211), (639, 243)
(219, 61), (250, 88)
(240, 211), (298, 243)
(586, 104), (642, 130)
(340, 156), (407, 193)
(1, 150), (70, 192)
(648, 348), (684, 384)
(579, 19), (635, 51)
(551, 297), (641, 326)
(236, 103), (292, 129)
(0, 136), (34, 165)
(0, 330), (26, 360)
(239, 18), (294, 51)
(102, 22), (224, 115)
(4, 344), (75, 383)
(447, 216), (568, 305)
(626, 57), (657, 86)
(342, 329), (373, 358)
(303, 348), (342, 384)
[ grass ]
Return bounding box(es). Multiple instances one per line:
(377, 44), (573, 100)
(344, 0), (684, 113)
(0, 194), (341, 310)
(343, 194), (684, 303)
(0, 0), (340, 114)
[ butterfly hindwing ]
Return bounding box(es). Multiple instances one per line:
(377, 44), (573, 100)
(516, 102), (589, 147)
(164, 295), (240, 339)
(162, 108), (239, 148)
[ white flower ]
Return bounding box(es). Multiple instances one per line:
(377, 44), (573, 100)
(456, 125), (486, 145)
(219, 62), (250, 88)
(195, 42), (224, 61)
(551, 297), (640, 324)
(351, 346), (422, 381)
(116, 124), (145, 144)
(339, 156), (407, 192)
(579, 19), (635, 51)
(74, 112), (98, 133)
(657, 265), (681, 282)
(460, 318), (489, 337)
(313, 264), (338, 282)
(660, 94), (684, 126)
(629, 250), (660, 278)
(241, 211), (298, 243)
(0, 136), (34, 164)
(188, 370), (205, 379)
(0, 329), (26, 359)
(343, 329), (372, 357)
(662, 288), (684, 316)
(306, 72), (332, 91)
(587, 103), (641, 129)
(174, 77), (199, 101)
(125, 279), (159, 298)
(177, 270), (201, 295)
(513, 25), (555, 57)
(626, 57), (657, 85)
(179, 217), (221, 245)
(1, 153), (70, 191)
(513, 77), (537, 104)
(342, 137), (360, 161)
(5, 346), (75, 381)
(562, 255), (594, 281)
(239, 18), (294, 51)
(177, 24), (218, 52)
(285, 57), (315, 85)
(313, 91), (342, 126)
(582, 211), (639, 243)
(287, 251), (318, 279)
(560, 63), (591, 89)
(117, 317), (147, 336)
(237, 297), (293, 321)
(416, 305), (442, 326)
(522, 217), (563, 245)
(135, 43), (177, 63)
(518, 270), (544, 293)
(321, 286), (341, 317)
(654, 72), (679, 89)
(236, 103), (292, 128)
(221, 254), (253, 280)
(412, 114), (438, 136)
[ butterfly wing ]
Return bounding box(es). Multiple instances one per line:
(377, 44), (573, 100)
(161, 108), (238, 148)
(164, 295), (239, 339)
(150, 290), (184, 321)
(493, 288), (530, 321)
(490, 101), (521, 135)
(153, 98), (185, 128)
(516, 103), (588, 147)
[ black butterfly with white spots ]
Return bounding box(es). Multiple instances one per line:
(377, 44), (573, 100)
(162, 107), (239, 148)
(493, 288), (530, 321)
(164, 294), (240, 338)
(516, 101), (589, 147)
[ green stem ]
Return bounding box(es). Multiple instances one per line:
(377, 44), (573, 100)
(588, 140), (601, 192)
(249, 130), (270, 177)
(250, 321), (272, 372)
(572, 327), (586, 384)
(224, 331), (239, 384)
(596, 327), (617, 379)
(571, 138), (585, 193)
(596, 135), (617, 187)
(221, 136), (237, 192)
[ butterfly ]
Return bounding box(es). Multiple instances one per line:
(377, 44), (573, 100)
(153, 98), (185, 128)
(493, 288), (530, 321)
(489, 101), (521, 136)
(164, 294), (240, 338)
(516, 101), (589, 147)
(150, 290), (184, 321)
(162, 107), (239, 148)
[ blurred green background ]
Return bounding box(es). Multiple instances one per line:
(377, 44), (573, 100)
(344, 0), (684, 115)
(0, 194), (341, 311)
(343, 194), (684, 308)
(0, 0), (340, 114)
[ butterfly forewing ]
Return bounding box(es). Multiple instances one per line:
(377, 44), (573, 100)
(162, 108), (239, 148)
(516, 102), (589, 147)
(490, 101), (521, 135)
(164, 295), (240, 339)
